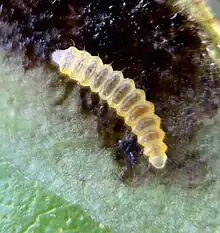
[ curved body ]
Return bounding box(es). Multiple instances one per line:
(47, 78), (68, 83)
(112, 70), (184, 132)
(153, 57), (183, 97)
(173, 0), (220, 66)
(51, 46), (168, 168)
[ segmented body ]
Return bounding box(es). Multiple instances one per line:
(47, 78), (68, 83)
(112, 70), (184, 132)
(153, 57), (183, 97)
(175, 0), (220, 66)
(51, 46), (168, 169)
(188, 0), (220, 65)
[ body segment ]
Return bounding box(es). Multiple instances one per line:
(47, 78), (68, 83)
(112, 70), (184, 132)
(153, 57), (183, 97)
(51, 46), (168, 169)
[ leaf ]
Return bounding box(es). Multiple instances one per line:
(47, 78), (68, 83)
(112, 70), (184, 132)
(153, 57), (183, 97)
(0, 48), (220, 233)
(0, 161), (111, 233)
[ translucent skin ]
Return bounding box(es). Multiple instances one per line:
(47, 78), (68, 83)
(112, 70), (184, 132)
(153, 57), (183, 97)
(51, 47), (168, 169)
(179, 0), (220, 67)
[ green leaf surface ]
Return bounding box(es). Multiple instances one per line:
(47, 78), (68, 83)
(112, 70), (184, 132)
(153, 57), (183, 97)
(0, 161), (111, 233)
(0, 48), (220, 233)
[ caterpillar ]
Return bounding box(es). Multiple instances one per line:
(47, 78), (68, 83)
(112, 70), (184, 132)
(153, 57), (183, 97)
(173, 0), (220, 66)
(187, 0), (220, 65)
(51, 46), (168, 169)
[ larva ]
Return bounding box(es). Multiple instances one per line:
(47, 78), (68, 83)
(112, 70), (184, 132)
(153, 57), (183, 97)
(51, 46), (168, 169)
(174, 0), (220, 66)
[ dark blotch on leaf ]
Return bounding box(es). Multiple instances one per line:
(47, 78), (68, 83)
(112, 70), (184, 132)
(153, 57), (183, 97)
(1, 0), (220, 184)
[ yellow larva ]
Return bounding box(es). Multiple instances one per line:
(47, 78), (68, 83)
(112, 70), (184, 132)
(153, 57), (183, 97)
(51, 46), (168, 169)
(173, 0), (220, 66)
(187, 0), (220, 65)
